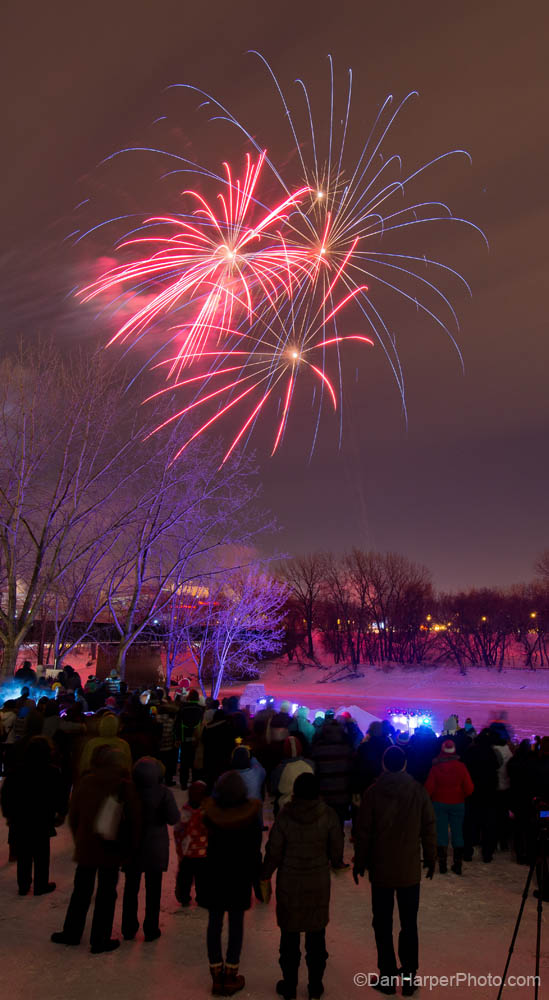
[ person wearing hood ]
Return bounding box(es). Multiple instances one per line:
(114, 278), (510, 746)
(121, 756), (180, 941)
(310, 717), (354, 829)
(425, 741), (474, 875)
(262, 772), (344, 1000)
(442, 714), (459, 735)
(51, 745), (141, 954)
(79, 712), (132, 776)
(353, 746), (437, 997)
(1, 736), (65, 896)
(270, 736), (314, 815)
(288, 706), (314, 754)
(202, 771), (262, 996)
(338, 712), (363, 751)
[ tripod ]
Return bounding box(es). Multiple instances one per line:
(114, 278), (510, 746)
(496, 829), (547, 1000)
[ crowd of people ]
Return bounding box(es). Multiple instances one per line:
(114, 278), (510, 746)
(1, 663), (549, 997)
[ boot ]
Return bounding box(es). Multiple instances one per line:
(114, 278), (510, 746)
(223, 963), (245, 995)
(437, 846), (448, 874)
(451, 847), (463, 875)
(209, 963), (224, 996)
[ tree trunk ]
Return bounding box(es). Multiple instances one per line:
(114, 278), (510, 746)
(0, 637), (19, 678)
(307, 623), (314, 659)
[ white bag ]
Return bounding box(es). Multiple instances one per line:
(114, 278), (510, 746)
(94, 794), (123, 841)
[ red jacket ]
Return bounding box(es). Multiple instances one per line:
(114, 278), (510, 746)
(425, 757), (474, 805)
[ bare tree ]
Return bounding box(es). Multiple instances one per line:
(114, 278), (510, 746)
(535, 550), (549, 585)
(0, 345), (151, 676)
(279, 553), (325, 659)
(103, 435), (266, 677)
(181, 566), (287, 698)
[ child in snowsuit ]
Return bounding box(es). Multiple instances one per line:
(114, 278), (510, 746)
(174, 780), (208, 906)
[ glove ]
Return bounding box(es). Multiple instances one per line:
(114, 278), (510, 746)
(425, 865), (435, 880)
(259, 879), (272, 903)
(353, 865), (365, 885)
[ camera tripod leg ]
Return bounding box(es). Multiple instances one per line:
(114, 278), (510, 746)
(496, 862), (536, 1000)
(534, 890), (542, 1000)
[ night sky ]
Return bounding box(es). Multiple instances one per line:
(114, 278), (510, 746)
(3, 0), (548, 591)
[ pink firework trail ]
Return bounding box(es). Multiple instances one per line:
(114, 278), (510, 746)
(80, 152), (312, 375)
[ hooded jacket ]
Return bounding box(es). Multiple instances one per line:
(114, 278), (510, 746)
(202, 793), (262, 911)
(310, 720), (354, 806)
(79, 713), (132, 776)
(262, 797), (343, 932)
(270, 738), (315, 811)
(354, 770), (436, 888)
(69, 758), (141, 868)
(425, 755), (474, 805)
(128, 757), (180, 871)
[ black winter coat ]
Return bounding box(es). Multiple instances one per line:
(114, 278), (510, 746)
(354, 771), (436, 888)
(202, 718), (235, 785)
(1, 761), (64, 836)
(262, 798), (343, 932)
(128, 758), (180, 871)
(202, 797), (262, 911)
(463, 740), (499, 801)
(311, 721), (353, 806)
(353, 735), (392, 793)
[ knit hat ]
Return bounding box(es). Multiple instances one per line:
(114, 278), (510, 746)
(293, 772), (320, 800)
(232, 745), (251, 770)
(280, 700), (291, 714)
(397, 732), (411, 747)
(441, 739), (456, 755)
(383, 746), (406, 772)
(212, 770), (248, 807)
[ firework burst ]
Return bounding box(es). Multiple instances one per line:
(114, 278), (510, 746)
(77, 54), (485, 460)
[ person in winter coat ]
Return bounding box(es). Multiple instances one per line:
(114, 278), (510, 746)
(174, 780), (209, 906)
(353, 722), (393, 796)
(121, 757), (180, 941)
(310, 718), (354, 828)
(151, 694), (178, 786)
(353, 746), (437, 997)
(202, 771), (262, 996)
(425, 740), (474, 875)
(405, 726), (439, 785)
(508, 740), (537, 864)
(201, 710), (236, 791)
(288, 706), (314, 754)
(231, 745), (266, 803)
(79, 712), (132, 776)
(51, 745), (141, 954)
(270, 736), (314, 815)
(175, 689), (205, 789)
(491, 732), (513, 850)
(262, 772), (344, 1000)
(463, 730), (500, 863)
(0, 699), (17, 776)
(1, 736), (65, 896)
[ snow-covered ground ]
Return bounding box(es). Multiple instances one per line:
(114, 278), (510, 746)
(1, 787), (546, 1000)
